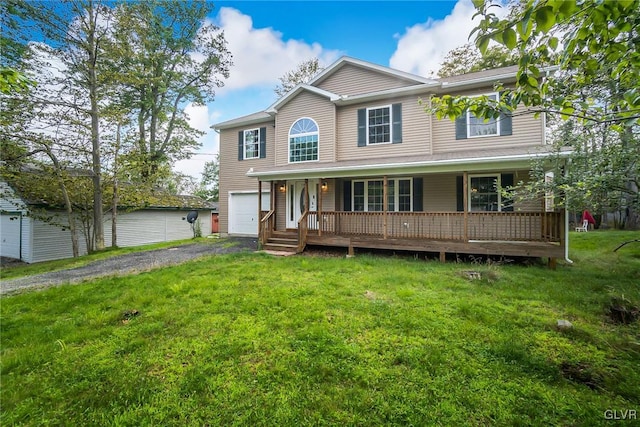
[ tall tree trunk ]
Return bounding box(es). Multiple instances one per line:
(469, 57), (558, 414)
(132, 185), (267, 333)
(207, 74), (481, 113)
(111, 122), (121, 247)
(87, 2), (104, 251)
(48, 150), (79, 258)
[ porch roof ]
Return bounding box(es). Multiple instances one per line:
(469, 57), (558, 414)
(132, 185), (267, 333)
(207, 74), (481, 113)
(246, 145), (573, 180)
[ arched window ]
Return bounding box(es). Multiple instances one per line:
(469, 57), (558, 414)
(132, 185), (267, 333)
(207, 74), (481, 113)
(289, 118), (319, 163)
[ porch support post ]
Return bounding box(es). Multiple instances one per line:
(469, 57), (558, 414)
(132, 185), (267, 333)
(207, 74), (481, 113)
(463, 171), (468, 241)
(258, 180), (262, 243)
(304, 179), (309, 211)
(271, 181), (276, 231)
(258, 180), (262, 217)
(383, 175), (388, 239)
(318, 179), (323, 236)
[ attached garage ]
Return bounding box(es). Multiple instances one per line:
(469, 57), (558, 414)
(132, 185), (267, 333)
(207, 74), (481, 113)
(1, 213), (22, 259)
(228, 191), (271, 236)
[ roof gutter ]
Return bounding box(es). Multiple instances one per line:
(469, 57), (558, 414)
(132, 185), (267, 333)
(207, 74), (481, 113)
(440, 65), (559, 89)
(247, 150), (573, 180)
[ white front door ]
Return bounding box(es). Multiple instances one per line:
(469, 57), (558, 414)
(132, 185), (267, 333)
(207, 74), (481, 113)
(286, 180), (317, 229)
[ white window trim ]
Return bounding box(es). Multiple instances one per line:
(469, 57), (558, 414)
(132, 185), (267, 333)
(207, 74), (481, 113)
(243, 128), (260, 160)
(468, 174), (502, 212)
(352, 177), (413, 212)
(366, 104), (393, 145)
(288, 117), (320, 164)
(466, 92), (500, 139)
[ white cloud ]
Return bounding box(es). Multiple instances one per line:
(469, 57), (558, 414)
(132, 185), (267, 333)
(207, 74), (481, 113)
(213, 7), (342, 93)
(173, 103), (220, 179)
(174, 7), (343, 180)
(390, 0), (508, 77)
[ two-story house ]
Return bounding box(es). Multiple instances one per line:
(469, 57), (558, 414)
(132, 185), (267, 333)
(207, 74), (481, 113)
(214, 57), (569, 265)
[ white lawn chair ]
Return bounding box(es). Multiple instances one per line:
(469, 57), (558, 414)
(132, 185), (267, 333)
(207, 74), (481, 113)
(575, 219), (589, 232)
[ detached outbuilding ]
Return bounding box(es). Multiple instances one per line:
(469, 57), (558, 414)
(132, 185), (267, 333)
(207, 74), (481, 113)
(0, 180), (214, 264)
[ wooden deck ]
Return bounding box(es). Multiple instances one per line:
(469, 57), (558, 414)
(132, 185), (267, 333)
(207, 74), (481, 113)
(261, 210), (566, 261)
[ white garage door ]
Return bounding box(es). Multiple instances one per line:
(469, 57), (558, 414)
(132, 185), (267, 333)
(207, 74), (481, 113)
(229, 192), (271, 236)
(1, 213), (21, 259)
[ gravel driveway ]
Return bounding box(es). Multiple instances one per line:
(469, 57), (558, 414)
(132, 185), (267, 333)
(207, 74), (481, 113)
(0, 237), (258, 296)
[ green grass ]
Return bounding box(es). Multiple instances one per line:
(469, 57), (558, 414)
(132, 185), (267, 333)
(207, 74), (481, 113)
(1, 231), (639, 426)
(0, 236), (225, 281)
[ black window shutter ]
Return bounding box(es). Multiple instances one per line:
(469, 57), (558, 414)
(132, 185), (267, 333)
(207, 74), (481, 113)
(357, 109), (366, 147)
(238, 131), (244, 161)
(413, 177), (423, 211)
(343, 180), (352, 211)
(259, 127), (267, 159)
(501, 173), (514, 211)
(456, 175), (464, 211)
(455, 116), (467, 140)
(499, 113), (512, 136)
(392, 103), (402, 144)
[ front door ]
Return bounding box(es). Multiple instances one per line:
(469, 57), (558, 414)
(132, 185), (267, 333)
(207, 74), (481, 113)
(286, 180), (317, 229)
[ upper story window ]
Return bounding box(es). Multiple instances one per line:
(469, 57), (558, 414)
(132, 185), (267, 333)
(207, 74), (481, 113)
(455, 93), (512, 140)
(358, 103), (402, 147)
(367, 106), (391, 144)
(289, 118), (319, 163)
(237, 126), (266, 161)
(243, 128), (260, 159)
(468, 93), (499, 138)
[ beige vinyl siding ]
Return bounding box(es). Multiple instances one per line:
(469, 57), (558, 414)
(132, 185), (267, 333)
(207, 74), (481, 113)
(219, 120), (275, 234)
(424, 173), (458, 211)
(432, 87), (544, 153)
(432, 112), (543, 153)
(316, 64), (417, 96)
(319, 179), (336, 212)
(337, 94), (431, 161)
(276, 91), (335, 166)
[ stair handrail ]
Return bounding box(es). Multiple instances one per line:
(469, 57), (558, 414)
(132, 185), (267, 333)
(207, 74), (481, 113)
(259, 209), (275, 246)
(297, 209), (309, 253)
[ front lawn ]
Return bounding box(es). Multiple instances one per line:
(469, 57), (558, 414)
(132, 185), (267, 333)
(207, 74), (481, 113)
(1, 231), (639, 426)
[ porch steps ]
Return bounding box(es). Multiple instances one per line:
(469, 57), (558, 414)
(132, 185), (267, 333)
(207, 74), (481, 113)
(262, 232), (299, 253)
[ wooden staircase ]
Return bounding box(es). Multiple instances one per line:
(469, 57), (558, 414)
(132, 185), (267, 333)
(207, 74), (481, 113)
(262, 230), (299, 253)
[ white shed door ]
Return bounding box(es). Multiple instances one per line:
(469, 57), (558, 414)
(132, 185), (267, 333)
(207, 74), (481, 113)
(229, 192), (270, 236)
(0, 213), (21, 259)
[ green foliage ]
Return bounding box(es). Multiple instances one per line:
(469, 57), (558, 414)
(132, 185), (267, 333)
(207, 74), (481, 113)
(194, 154), (219, 201)
(508, 118), (640, 215)
(274, 58), (324, 98)
(0, 67), (34, 94)
(437, 43), (518, 78)
(428, 0), (640, 227)
(1, 231), (639, 425)
(433, 0), (640, 126)
(107, 0), (232, 178)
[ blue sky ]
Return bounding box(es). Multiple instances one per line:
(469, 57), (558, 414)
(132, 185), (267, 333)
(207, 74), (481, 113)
(167, 1), (496, 176)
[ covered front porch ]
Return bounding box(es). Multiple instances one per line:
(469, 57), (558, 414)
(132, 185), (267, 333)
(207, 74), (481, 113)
(256, 175), (566, 265)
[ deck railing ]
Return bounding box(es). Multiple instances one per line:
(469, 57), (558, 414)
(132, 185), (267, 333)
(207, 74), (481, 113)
(306, 211), (563, 243)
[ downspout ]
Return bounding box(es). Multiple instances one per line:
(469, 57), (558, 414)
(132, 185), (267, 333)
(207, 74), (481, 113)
(564, 158), (573, 264)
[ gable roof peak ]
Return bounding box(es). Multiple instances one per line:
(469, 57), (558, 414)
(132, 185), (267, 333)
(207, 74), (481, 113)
(308, 56), (437, 87)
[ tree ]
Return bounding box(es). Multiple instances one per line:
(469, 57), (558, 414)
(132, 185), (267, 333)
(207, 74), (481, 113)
(195, 154), (219, 201)
(108, 0), (231, 180)
(429, 0), (640, 125)
(427, 0), (640, 228)
(0, 0), (37, 94)
(437, 43), (517, 78)
(274, 58), (323, 98)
